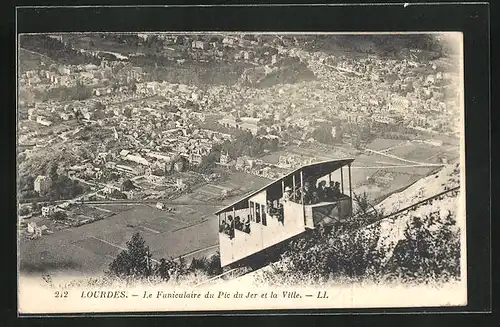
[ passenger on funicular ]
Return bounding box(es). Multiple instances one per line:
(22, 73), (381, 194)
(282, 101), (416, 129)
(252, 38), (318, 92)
(333, 181), (342, 199)
(281, 186), (292, 203)
(224, 215), (235, 239)
(325, 181), (336, 200)
(219, 220), (227, 233)
(276, 188), (290, 223)
(243, 216), (251, 233)
(266, 200), (273, 214)
(267, 200), (281, 218)
(302, 181), (314, 205)
(234, 216), (243, 231)
(317, 180), (328, 201)
(277, 203), (284, 224)
(291, 186), (301, 203)
(325, 181), (342, 201)
(300, 179), (345, 204)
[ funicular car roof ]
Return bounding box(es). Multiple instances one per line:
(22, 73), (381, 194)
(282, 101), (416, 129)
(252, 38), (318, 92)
(215, 158), (355, 214)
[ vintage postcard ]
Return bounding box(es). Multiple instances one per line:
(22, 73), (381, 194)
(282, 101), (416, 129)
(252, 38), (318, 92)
(17, 31), (466, 314)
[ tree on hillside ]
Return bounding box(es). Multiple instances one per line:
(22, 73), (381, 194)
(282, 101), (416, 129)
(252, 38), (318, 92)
(107, 232), (151, 278)
(173, 156), (188, 173)
(385, 213), (461, 282)
(121, 179), (135, 191)
(18, 206), (31, 216)
(107, 233), (224, 281)
(350, 192), (385, 228)
(164, 159), (174, 176)
(94, 101), (106, 111)
(156, 258), (171, 281)
(110, 189), (128, 199)
(53, 211), (67, 221)
(73, 80), (92, 101)
(47, 163), (59, 182)
(187, 253), (223, 276)
(54, 175), (85, 199)
(197, 150), (220, 175)
(18, 175), (35, 192)
(311, 125), (334, 144)
(129, 80), (137, 93)
(123, 107), (132, 118)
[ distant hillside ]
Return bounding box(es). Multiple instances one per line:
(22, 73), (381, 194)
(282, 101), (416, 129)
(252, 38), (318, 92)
(288, 34), (450, 59)
(18, 48), (57, 72)
(19, 34), (101, 66)
(240, 57), (315, 87)
(232, 162), (463, 286)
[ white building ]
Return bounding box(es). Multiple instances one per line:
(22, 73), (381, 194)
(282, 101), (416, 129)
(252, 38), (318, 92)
(145, 151), (171, 162)
(41, 206), (54, 217)
(192, 40), (208, 50)
(175, 178), (186, 190)
(222, 37), (235, 46)
(120, 149), (131, 157)
(189, 150), (204, 165)
(34, 175), (52, 193)
(95, 152), (110, 163)
(59, 112), (75, 121)
(125, 154), (150, 166)
(424, 139), (444, 147)
(103, 185), (116, 195)
(36, 116), (52, 126)
(218, 152), (234, 166)
(27, 222), (38, 234)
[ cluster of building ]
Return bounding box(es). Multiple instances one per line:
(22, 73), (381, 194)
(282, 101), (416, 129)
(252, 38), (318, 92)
(185, 34), (281, 65)
(18, 34), (462, 223)
(19, 59), (143, 92)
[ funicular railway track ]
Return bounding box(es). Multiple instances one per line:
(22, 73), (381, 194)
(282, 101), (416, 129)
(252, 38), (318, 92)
(354, 185), (460, 223)
(195, 185), (461, 287)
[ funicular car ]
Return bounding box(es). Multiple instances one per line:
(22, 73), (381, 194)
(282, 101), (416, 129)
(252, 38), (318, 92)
(216, 158), (355, 267)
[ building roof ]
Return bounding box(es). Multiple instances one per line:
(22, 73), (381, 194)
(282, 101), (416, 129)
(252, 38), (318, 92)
(214, 158), (354, 215)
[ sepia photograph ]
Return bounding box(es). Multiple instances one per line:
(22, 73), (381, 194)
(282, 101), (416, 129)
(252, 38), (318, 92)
(17, 30), (467, 313)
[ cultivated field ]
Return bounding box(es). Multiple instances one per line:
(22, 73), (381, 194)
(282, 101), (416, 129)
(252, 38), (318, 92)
(19, 203), (221, 277)
(172, 172), (271, 205)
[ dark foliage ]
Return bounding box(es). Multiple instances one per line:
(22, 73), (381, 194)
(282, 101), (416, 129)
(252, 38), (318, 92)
(310, 123), (342, 145)
(18, 206), (31, 216)
(53, 211), (67, 221)
(35, 81), (92, 102)
(211, 130), (280, 159)
(94, 101), (106, 111)
(108, 232), (151, 278)
(264, 194), (460, 285)
(107, 234), (224, 282)
(188, 252), (223, 276)
(110, 189), (127, 199)
(196, 150), (220, 174)
(384, 213), (460, 283)
(120, 179), (135, 191)
(39, 166), (85, 201)
(18, 175), (35, 192)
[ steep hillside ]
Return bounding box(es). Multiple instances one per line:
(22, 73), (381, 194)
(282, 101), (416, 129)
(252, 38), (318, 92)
(227, 162), (463, 286)
(239, 57), (315, 88)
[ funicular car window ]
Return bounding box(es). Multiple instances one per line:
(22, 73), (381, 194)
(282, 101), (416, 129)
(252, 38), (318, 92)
(261, 204), (267, 226)
(249, 201), (255, 222)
